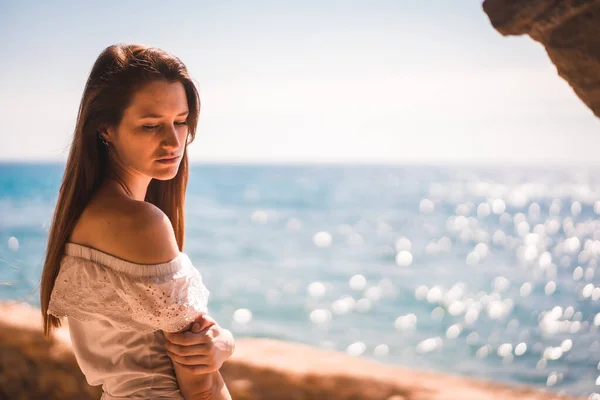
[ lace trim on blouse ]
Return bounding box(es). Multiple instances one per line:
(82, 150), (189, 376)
(47, 242), (210, 333)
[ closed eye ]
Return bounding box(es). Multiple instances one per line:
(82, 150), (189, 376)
(142, 121), (187, 131)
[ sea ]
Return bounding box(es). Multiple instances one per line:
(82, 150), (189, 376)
(1, 162), (599, 398)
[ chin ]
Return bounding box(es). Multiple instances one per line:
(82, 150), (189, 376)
(152, 166), (180, 181)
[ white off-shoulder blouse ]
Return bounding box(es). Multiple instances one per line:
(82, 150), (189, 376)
(47, 242), (211, 400)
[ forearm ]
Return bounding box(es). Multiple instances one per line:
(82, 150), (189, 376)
(172, 360), (211, 400)
(203, 371), (231, 400)
(172, 363), (231, 400)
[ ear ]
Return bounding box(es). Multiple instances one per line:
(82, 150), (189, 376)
(98, 125), (114, 142)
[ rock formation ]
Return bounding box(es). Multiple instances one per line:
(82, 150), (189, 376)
(482, 0), (600, 119)
(0, 302), (100, 400)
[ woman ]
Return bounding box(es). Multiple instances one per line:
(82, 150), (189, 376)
(40, 43), (234, 399)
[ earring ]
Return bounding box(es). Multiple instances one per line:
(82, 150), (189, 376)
(98, 132), (110, 147)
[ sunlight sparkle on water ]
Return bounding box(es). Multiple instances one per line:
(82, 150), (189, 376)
(396, 250), (413, 267)
(307, 281), (326, 297)
(233, 308), (252, 324)
(395, 313), (417, 331)
(8, 236), (18, 251)
(313, 231), (332, 248)
(349, 274), (367, 291)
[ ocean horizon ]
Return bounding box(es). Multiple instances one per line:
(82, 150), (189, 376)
(1, 161), (600, 397)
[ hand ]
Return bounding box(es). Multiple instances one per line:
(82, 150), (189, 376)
(163, 314), (235, 375)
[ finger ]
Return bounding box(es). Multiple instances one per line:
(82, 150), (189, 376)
(191, 314), (216, 332)
(163, 316), (211, 339)
(163, 325), (190, 340)
(166, 351), (208, 366)
(173, 361), (218, 375)
(164, 330), (212, 346)
(165, 342), (212, 357)
(193, 313), (216, 325)
(191, 321), (216, 334)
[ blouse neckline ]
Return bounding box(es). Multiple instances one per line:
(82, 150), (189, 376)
(64, 242), (186, 277)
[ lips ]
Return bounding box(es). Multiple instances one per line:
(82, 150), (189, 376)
(157, 155), (181, 161)
(156, 154), (181, 164)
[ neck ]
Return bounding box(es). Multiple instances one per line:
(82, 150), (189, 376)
(105, 166), (151, 202)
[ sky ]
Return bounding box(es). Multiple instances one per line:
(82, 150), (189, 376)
(1, 0), (599, 166)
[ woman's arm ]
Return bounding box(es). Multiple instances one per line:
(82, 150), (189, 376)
(171, 365), (230, 400)
(118, 209), (231, 398)
(164, 316), (233, 399)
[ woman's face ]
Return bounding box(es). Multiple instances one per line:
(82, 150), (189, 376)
(104, 79), (190, 181)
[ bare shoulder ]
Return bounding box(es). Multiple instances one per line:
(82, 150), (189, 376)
(124, 202), (181, 264)
(69, 197), (180, 265)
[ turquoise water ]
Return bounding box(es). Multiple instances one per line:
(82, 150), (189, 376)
(1, 162), (599, 397)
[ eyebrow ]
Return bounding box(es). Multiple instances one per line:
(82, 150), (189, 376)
(139, 110), (189, 118)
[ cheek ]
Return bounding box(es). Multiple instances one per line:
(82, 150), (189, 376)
(179, 126), (189, 140)
(177, 130), (190, 147)
(119, 135), (157, 162)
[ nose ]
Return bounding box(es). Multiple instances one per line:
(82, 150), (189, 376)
(161, 123), (181, 149)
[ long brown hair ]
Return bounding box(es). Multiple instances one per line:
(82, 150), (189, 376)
(40, 43), (201, 337)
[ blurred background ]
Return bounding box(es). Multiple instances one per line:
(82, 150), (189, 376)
(1, 0), (600, 398)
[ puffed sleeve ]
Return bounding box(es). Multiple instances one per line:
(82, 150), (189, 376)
(47, 252), (210, 333)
